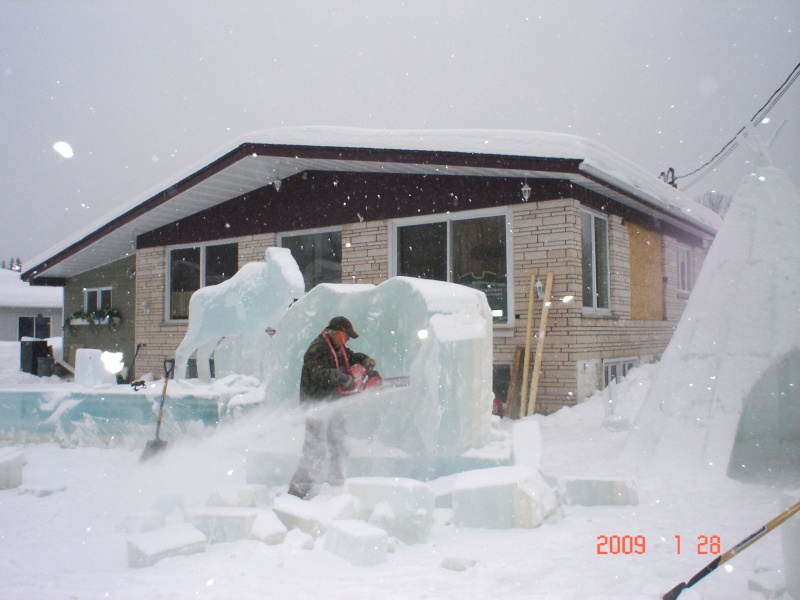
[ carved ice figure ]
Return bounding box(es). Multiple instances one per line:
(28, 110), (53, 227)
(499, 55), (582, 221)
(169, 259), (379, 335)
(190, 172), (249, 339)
(260, 277), (495, 456)
(174, 247), (305, 380)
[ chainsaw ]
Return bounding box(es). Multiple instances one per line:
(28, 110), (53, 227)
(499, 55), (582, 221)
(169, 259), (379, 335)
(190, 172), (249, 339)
(339, 363), (410, 396)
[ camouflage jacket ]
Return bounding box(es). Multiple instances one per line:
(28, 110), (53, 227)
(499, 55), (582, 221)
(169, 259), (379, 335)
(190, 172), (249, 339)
(299, 331), (370, 402)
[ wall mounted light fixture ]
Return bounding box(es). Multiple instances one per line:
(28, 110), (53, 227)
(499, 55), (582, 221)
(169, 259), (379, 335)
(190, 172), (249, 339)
(521, 179), (531, 202)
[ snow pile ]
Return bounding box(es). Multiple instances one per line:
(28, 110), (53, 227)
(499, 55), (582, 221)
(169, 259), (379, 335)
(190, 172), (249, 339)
(625, 164), (800, 486)
(0, 268), (61, 308)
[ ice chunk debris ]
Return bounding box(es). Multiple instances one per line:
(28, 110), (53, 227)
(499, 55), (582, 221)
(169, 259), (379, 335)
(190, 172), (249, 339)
(452, 466), (559, 529)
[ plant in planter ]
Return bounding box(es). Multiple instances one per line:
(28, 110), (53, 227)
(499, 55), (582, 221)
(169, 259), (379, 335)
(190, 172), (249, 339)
(65, 308), (123, 332)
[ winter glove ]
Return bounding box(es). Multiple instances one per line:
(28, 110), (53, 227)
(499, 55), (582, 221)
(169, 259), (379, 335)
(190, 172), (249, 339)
(340, 375), (356, 392)
(362, 357), (376, 370)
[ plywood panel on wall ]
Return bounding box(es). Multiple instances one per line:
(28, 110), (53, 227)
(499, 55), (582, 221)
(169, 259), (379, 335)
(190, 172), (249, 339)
(626, 222), (664, 321)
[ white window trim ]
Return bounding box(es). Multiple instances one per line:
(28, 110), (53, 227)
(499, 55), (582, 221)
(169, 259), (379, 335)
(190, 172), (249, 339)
(277, 224), (342, 242)
(581, 207), (611, 316)
(84, 286), (113, 313)
(388, 206), (514, 330)
(165, 238), (238, 322)
(677, 243), (693, 294)
(603, 356), (638, 386)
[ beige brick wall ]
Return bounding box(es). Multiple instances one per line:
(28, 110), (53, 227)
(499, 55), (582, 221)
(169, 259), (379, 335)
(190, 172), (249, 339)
(133, 205), (707, 414)
(342, 221), (388, 285)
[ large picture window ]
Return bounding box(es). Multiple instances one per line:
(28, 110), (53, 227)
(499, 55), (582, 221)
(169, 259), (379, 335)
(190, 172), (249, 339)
(168, 242), (238, 320)
(393, 210), (510, 323)
(280, 228), (342, 291)
(581, 209), (610, 311)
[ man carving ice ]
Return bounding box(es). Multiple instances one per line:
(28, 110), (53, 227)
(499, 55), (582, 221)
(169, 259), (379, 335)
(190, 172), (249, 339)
(287, 316), (376, 499)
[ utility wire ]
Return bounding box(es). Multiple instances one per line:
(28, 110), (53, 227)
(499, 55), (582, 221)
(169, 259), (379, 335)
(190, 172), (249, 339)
(674, 61), (800, 190)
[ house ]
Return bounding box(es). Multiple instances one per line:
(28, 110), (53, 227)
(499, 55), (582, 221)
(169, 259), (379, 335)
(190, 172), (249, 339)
(21, 128), (721, 414)
(0, 268), (62, 342)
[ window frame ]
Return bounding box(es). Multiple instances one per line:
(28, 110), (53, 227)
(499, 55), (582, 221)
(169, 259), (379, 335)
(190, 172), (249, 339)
(677, 243), (693, 294)
(603, 357), (638, 387)
(165, 239), (238, 322)
(18, 315), (51, 340)
(581, 207), (611, 315)
(83, 287), (113, 314)
(277, 225), (343, 290)
(389, 206), (514, 329)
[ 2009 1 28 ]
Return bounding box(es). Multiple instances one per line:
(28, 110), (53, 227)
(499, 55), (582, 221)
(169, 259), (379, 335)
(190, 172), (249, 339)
(596, 535), (721, 555)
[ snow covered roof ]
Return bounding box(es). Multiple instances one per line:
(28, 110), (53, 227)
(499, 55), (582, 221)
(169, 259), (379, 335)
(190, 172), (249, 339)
(0, 269), (62, 308)
(22, 127), (721, 283)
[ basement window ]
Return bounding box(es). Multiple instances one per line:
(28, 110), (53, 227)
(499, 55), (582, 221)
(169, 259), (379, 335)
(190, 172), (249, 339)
(604, 357), (638, 386)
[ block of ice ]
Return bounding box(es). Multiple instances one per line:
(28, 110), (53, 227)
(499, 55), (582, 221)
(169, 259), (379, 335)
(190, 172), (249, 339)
(324, 519), (388, 566)
(250, 510), (288, 545)
(187, 506), (260, 543)
(128, 523), (207, 568)
(272, 493), (331, 538)
(512, 419), (542, 468)
(74, 349), (116, 388)
(174, 247), (304, 380)
(208, 484), (272, 508)
(262, 276), (494, 456)
(452, 466), (559, 529)
(0, 448), (24, 490)
(345, 476), (434, 543)
(116, 510), (166, 534)
(555, 476), (639, 506)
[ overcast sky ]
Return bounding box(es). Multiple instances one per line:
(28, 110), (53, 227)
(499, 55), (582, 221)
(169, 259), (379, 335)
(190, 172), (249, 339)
(1, 1), (798, 267)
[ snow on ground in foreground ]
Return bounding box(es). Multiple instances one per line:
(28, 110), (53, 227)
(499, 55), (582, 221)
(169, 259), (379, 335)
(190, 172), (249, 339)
(0, 353), (793, 600)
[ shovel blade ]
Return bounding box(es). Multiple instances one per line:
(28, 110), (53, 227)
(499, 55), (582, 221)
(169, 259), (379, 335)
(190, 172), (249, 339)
(140, 439), (168, 462)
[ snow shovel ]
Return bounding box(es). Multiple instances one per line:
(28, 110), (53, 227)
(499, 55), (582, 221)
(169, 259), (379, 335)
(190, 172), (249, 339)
(140, 358), (175, 462)
(663, 499), (800, 599)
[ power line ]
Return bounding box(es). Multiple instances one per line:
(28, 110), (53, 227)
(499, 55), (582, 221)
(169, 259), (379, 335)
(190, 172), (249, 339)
(673, 61), (800, 190)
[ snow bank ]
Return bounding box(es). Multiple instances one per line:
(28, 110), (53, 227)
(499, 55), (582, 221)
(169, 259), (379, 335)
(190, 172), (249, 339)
(625, 165), (800, 483)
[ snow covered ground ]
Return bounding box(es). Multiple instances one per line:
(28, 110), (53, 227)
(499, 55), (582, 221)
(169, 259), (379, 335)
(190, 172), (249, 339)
(0, 342), (793, 600)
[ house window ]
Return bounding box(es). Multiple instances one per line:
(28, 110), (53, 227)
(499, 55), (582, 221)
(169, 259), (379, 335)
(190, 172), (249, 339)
(84, 287), (112, 315)
(18, 316), (51, 340)
(168, 242), (238, 320)
(280, 228), (342, 290)
(677, 244), (693, 293)
(392, 210), (510, 323)
(604, 357), (638, 386)
(582, 209), (610, 311)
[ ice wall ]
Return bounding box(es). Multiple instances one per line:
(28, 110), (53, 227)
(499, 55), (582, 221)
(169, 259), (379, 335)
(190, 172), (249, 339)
(260, 277), (495, 456)
(174, 248), (304, 380)
(625, 164), (800, 480)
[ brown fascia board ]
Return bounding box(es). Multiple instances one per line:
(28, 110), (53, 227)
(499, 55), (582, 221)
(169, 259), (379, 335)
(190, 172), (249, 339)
(20, 144), (258, 283)
(21, 142), (584, 283)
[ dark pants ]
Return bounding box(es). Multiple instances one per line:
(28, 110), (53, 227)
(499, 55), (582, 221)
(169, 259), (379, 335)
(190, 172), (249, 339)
(288, 407), (348, 498)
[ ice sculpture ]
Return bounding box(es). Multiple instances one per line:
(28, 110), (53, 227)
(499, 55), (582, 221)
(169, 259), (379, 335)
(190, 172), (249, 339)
(260, 277), (495, 456)
(174, 247), (305, 380)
